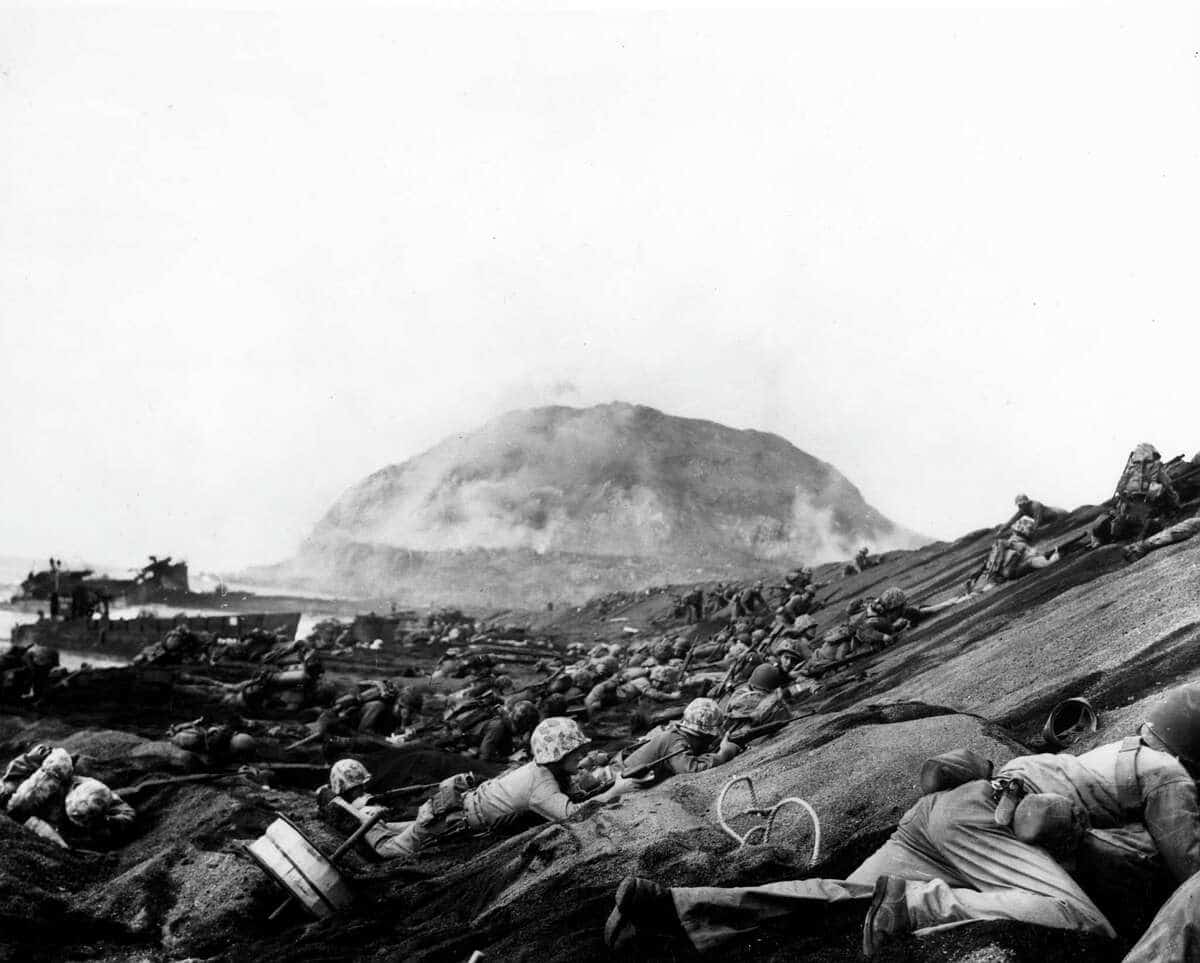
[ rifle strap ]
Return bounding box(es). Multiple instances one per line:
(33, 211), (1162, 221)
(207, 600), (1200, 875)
(1115, 735), (1142, 819)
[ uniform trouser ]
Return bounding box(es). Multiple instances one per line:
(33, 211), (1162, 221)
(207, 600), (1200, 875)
(669, 781), (1114, 953)
(363, 801), (469, 859)
(1091, 502), (1163, 546)
(1122, 873), (1200, 963)
(1133, 517), (1200, 556)
(362, 774), (473, 860)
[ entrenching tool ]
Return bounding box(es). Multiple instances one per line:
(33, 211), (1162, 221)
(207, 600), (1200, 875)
(716, 774), (821, 863)
(249, 807), (387, 921)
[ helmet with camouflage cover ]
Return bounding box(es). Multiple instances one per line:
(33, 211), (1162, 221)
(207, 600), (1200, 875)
(878, 587), (908, 610)
(1012, 516), (1037, 539)
(531, 717), (590, 764)
(329, 758), (372, 796)
(64, 777), (115, 829)
(672, 638), (691, 658)
(679, 698), (724, 738)
(597, 656), (620, 677)
(652, 641), (674, 663)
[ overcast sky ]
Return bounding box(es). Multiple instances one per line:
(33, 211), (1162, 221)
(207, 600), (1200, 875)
(1, 2), (1197, 573)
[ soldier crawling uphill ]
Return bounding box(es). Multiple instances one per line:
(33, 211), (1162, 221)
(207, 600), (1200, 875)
(967, 515), (1059, 594)
(324, 717), (644, 860)
(617, 698), (742, 784)
(806, 587), (927, 668)
(997, 493), (1067, 537)
(1090, 442), (1181, 548)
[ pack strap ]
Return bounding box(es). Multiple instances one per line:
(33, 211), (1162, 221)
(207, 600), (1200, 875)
(1115, 735), (1143, 817)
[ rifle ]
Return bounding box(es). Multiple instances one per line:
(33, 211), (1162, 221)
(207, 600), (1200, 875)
(365, 780), (441, 806)
(817, 584), (842, 610)
(285, 730), (325, 752)
(511, 665), (566, 698)
(1051, 531), (1090, 557)
(620, 746), (689, 780)
(729, 712), (815, 746)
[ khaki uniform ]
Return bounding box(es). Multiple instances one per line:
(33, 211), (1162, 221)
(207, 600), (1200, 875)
(364, 762), (579, 860)
(665, 740), (1200, 952)
(619, 726), (723, 783)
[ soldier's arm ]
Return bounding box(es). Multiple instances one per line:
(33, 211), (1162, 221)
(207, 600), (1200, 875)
(1144, 776), (1200, 883)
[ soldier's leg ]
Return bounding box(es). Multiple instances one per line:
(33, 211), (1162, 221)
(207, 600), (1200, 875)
(670, 796), (956, 951)
(1089, 513), (1115, 547)
(1123, 873), (1200, 963)
(364, 815), (419, 858)
(904, 781), (1113, 937)
(1129, 516), (1200, 560)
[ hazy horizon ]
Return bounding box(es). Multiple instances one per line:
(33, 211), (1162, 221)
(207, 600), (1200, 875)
(3, 3), (1198, 571)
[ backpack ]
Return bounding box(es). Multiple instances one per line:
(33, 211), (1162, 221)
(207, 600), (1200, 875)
(981, 537), (1026, 583)
(1116, 449), (1164, 501)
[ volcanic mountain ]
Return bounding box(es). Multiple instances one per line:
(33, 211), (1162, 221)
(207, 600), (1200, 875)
(267, 403), (925, 605)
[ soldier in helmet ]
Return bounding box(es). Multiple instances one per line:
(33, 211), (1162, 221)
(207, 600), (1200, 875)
(1091, 443), (1182, 548)
(327, 717), (644, 860)
(844, 546), (880, 577)
(968, 516), (1059, 595)
(783, 566), (814, 591)
(847, 587), (929, 649)
(604, 680), (1200, 957)
(474, 700), (541, 762)
(584, 666), (681, 722)
(732, 581), (768, 620)
(680, 587), (705, 623)
(771, 635), (813, 677)
(1, 745), (134, 849)
(617, 698), (742, 785)
(996, 494), (1067, 538)
(720, 663), (793, 739)
(806, 587), (928, 668)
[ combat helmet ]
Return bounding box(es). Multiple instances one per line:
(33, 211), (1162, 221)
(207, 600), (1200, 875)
(531, 717), (590, 764)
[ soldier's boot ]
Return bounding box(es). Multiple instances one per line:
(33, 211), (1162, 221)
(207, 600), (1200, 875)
(862, 874), (911, 957)
(604, 875), (686, 952)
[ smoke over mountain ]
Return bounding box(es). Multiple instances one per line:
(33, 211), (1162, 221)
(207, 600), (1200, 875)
(263, 403), (925, 605)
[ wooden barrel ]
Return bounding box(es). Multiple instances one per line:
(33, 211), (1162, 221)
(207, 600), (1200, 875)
(246, 815), (354, 917)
